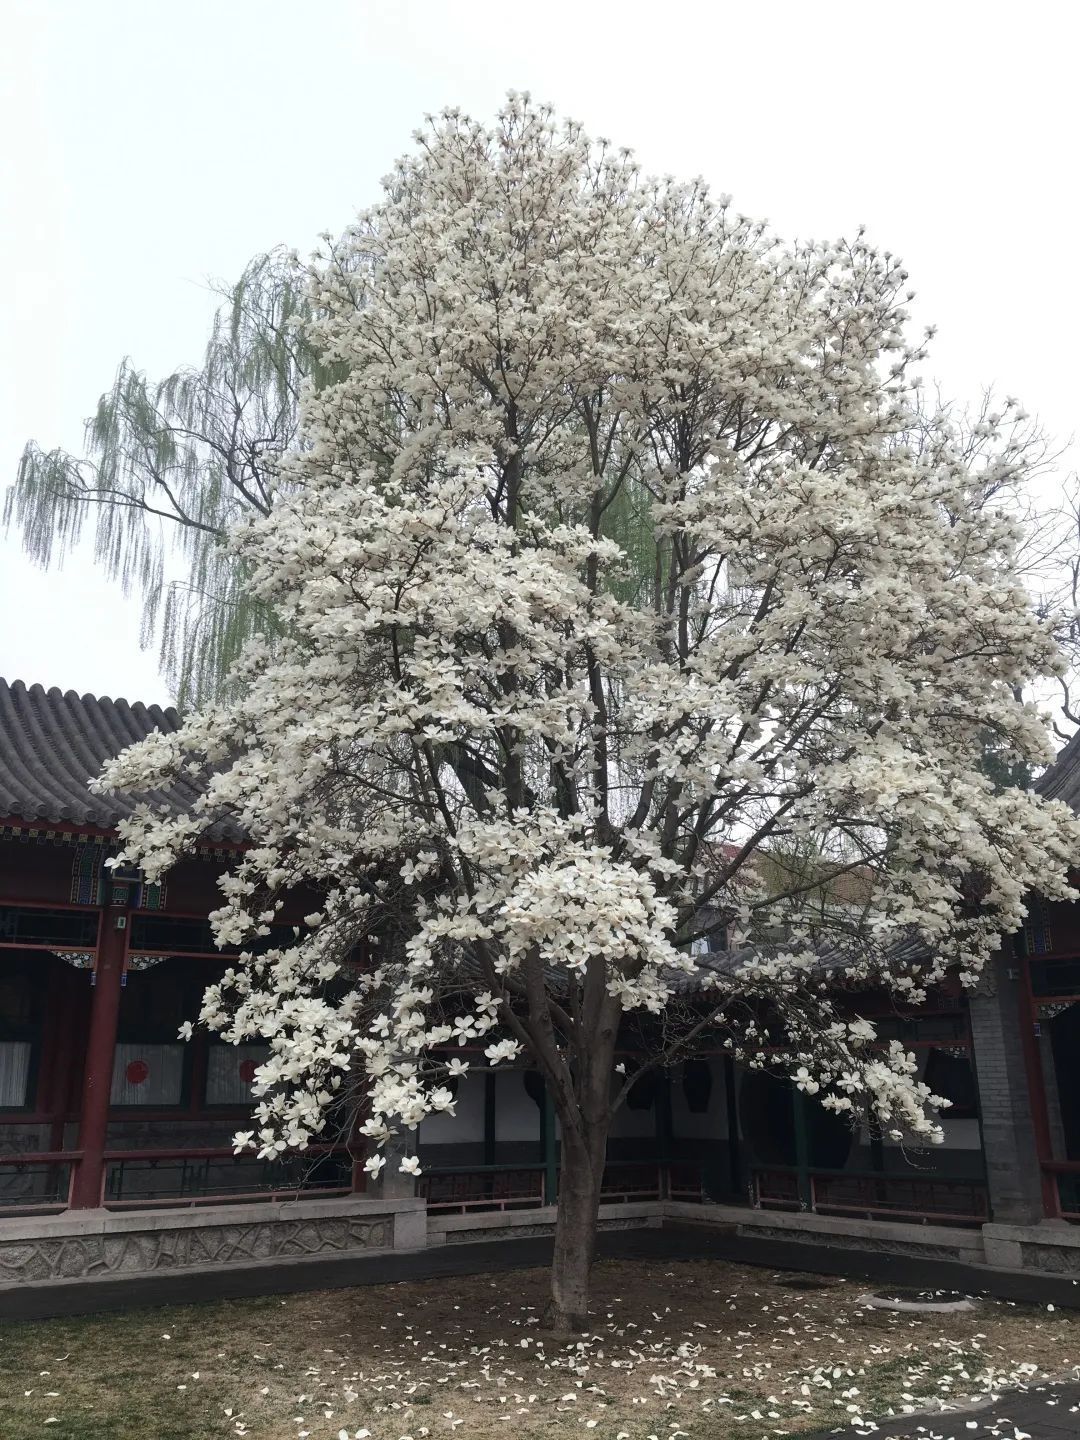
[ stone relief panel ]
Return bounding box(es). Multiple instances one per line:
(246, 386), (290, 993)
(1018, 1241), (1080, 1274)
(0, 1214), (390, 1284)
(446, 1222), (555, 1244)
(444, 1215), (648, 1246)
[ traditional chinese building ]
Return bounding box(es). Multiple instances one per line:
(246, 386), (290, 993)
(2, 676), (1080, 1289)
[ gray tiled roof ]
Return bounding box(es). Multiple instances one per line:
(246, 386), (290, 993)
(1036, 729), (1080, 813)
(0, 678), (239, 841)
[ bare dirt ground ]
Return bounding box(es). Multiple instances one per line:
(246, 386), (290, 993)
(2, 1259), (1077, 1440)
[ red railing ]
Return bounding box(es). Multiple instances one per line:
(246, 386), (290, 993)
(0, 1142), (360, 1213)
(669, 1164), (706, 1202)
(419, 1160), (706, 1213)
(1040, 1161), (1080, 1221)
(600, 1162), (665, 1202)
(752, 1165), (987, 1225)
(419, 1165), (545, 1212)
(101, 1144), (355, 1208)
(0, 1149), (80, 1214)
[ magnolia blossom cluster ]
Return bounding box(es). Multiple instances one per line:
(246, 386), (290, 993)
(97, 97), (1080, 1179)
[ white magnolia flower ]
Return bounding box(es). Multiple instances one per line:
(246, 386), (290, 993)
(483, 1038), (522, 1066)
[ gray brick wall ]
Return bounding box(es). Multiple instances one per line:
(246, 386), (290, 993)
(968, 946), (1045, 1225)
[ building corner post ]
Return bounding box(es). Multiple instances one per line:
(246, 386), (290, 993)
(69, 895), (129, 1209)
(967, 942), (1049, 1226)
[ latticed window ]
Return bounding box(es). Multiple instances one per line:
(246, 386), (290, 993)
(0, 1042), (31, 1108)
(205, 1045), (269, 1106)
(110, 1043), (185, 1106)
(0, 954), (42, 1110)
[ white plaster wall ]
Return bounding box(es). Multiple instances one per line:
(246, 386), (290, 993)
(419, 1071), (485, 1145)
(881, 1116), (982, 1151)
(940, 1118), (983, 1150)
(495, 1070), (540, 1143)
(732, 1063), (758, 1141)
(670, 1058), (728, 1139)
(609, 1079), (658, 1138)
(879, 1050), (983, 1151)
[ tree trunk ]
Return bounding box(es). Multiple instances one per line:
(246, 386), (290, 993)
(547, 1128), (606, 1330)
(543, 954), (621, 1330)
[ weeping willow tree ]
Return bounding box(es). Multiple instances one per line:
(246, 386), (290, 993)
(5, 249), (339, 706)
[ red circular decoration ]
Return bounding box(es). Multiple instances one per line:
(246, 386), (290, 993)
(125, 1059), (149, 1086)
(238, 1058), (257, 1083)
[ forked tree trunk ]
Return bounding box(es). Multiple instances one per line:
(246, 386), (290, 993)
(547, 1124), (608, 1330)
(542, 955), (622, 1331)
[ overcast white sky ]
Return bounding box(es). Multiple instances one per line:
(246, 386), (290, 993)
(1, 0), (1077, 707)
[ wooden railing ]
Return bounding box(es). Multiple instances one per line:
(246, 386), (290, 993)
(101, 1144), (354, 1207)
(0, 1150), (79, 1214)
(1041, 1161), (1080, 1221)
(419, 1164), (545, 1212)
(6, 1150), (992, 1226)
(752, 1164), (988, 1225)
(419, 1159), (705, 1214)
(0, 1143), (358, 1213)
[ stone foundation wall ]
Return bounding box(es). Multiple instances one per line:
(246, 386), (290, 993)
(671, 1202), (1080, 1275)
(665, 1200), (987, 1263)
(982, 1220), (1080, 1273)
(428, 1200), (661, 1247)
(7, 1194), (1080, 1292)
(0, 1196), (424, 1287)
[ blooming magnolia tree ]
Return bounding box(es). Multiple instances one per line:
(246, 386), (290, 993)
(99, 98), (1080, 1328)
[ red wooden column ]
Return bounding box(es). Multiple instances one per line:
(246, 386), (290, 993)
(69, 897), (130, 1209)
(1016, 953), (1060, 1217)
